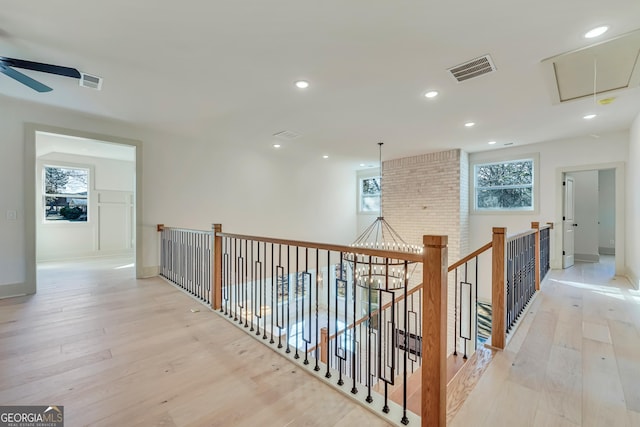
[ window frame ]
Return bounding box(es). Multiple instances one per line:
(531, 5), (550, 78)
(41, 163), (92, 224)
(357, 171), (381, 214)
(470, 153), (539, 214)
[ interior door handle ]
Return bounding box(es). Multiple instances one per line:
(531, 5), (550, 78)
(573, 223), (578, 227)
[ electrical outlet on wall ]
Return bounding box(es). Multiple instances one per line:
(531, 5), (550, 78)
(610, 239), (615, 245)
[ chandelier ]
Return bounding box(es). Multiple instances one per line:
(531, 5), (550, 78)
(343, 143), (420, 290)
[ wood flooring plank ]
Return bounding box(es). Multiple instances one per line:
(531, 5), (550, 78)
(582, 338), (628, 427)
(539, 345), (582, 425)
(609, 319), (640, 412)
(507, 309), (557, 392)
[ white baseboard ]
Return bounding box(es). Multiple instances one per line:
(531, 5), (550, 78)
(627, 268), (640, 290)
(575, 253), (599, 263)
(0, 282), (33, 299)
(37, 249), (134, 263)
(142, 265), (159, 278)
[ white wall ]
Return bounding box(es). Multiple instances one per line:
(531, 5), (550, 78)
(567, 170), (599, 262)
(0, 95), (357, 297)
(627, 113), (640, 289)
(469, 131), (628, 274)
(36, 152), (135, 261)
(598, 169), (615, 254)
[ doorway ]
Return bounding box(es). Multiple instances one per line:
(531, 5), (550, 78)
(556, 163), (624, 276)
(24, 124), (143, 295)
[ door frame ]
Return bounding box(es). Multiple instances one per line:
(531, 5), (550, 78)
(562, 175), (576, 268)
(553, 162), (625, 275)
(24, 123), (143, 295)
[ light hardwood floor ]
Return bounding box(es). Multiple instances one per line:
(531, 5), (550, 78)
(2, 257), (639, 426)
(0, 257), (390, 427)
(450, 256), (640, 427)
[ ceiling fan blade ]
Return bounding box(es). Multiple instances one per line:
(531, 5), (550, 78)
(0, 64), (53, 92)
(0, 56), (81, 79)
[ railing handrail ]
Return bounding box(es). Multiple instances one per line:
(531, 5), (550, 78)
(216, 231), (424, 262)
(506, 228), (537, 242)
(448, 241), (492, 272)
(161, 226), (212, 235)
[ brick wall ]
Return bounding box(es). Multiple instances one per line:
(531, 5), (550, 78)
(382, 148), (469, 355)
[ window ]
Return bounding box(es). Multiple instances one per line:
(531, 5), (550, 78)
(43, 166), (89, 222)
(360, 177), (381, 212)
(474, 158), (534, 211)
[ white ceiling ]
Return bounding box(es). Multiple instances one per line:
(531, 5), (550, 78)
(2, 1), (640, 166)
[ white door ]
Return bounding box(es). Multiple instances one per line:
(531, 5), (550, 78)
(563, 176), (576, 268)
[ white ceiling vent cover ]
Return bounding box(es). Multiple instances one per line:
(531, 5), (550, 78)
(273, 130), (301, 140)
(79, 73), (103, 90)
(448, 54), (497, 82)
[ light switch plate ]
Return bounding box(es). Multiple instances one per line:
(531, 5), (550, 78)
(6, 210), (17, 221)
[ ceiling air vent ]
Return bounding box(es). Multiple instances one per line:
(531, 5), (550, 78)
(448, 54), (496, 82)
(79, 73), (103, 90)
(273, 130), (301, 140)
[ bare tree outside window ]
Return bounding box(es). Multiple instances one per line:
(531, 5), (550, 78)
(360, 177), (380, 212)
(44, 166), (89, 222)
(474, 159), (534, 210)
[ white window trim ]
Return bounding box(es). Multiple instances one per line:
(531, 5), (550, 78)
(357, 168), (381, 215)
(470, 152), (540, 215)
(39, 161), (94, 225)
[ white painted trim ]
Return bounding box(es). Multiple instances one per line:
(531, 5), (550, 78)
(553, 162), (625, 275)
(626, 268), (639, 290)
(469, 152), (540, 215)
(574, 253), (600, 263)
(0, 282), (29, 299)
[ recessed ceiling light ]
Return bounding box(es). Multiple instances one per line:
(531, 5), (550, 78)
(488, 141), (497, 145)
(295, 80), (309, 89)
(583, 114), (597, 120)
(273, 144), (281, 148)
(360, 163), (366, 167)
(323, 155), (329, 159)
(464, 122), (475, 127)
(585, 26), (609, 39)
(424, 90), (439, 98)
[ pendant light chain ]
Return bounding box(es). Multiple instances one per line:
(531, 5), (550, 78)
(378, 141), (383, 219)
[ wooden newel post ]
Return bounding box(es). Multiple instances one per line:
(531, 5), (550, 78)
(531, 222), (541, 291)
(212, 224), (222, 311)
(491, 227), (506, 350)
(421, 235), (447, 427)
(319, 327), (328, 364)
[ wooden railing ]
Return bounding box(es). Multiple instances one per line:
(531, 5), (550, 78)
(155, 221), (553, 426)
(157, 224), (213, 304)
(448, 242), (492, 359)
(490, 222), (553, 348)
(211, 227), (446, 426)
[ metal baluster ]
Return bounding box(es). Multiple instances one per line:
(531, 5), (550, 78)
(303, 248), (310, 365)
(454, 266), (458, 356)
(294, 247), (300, 359)
(262, 241), (267, 340)
(270, 243), (275, 344)
(286, 245), (291, 354)
(325, 250), (332, 379)
(401, 259), (409, 426)
(314, 249), (320, 371)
